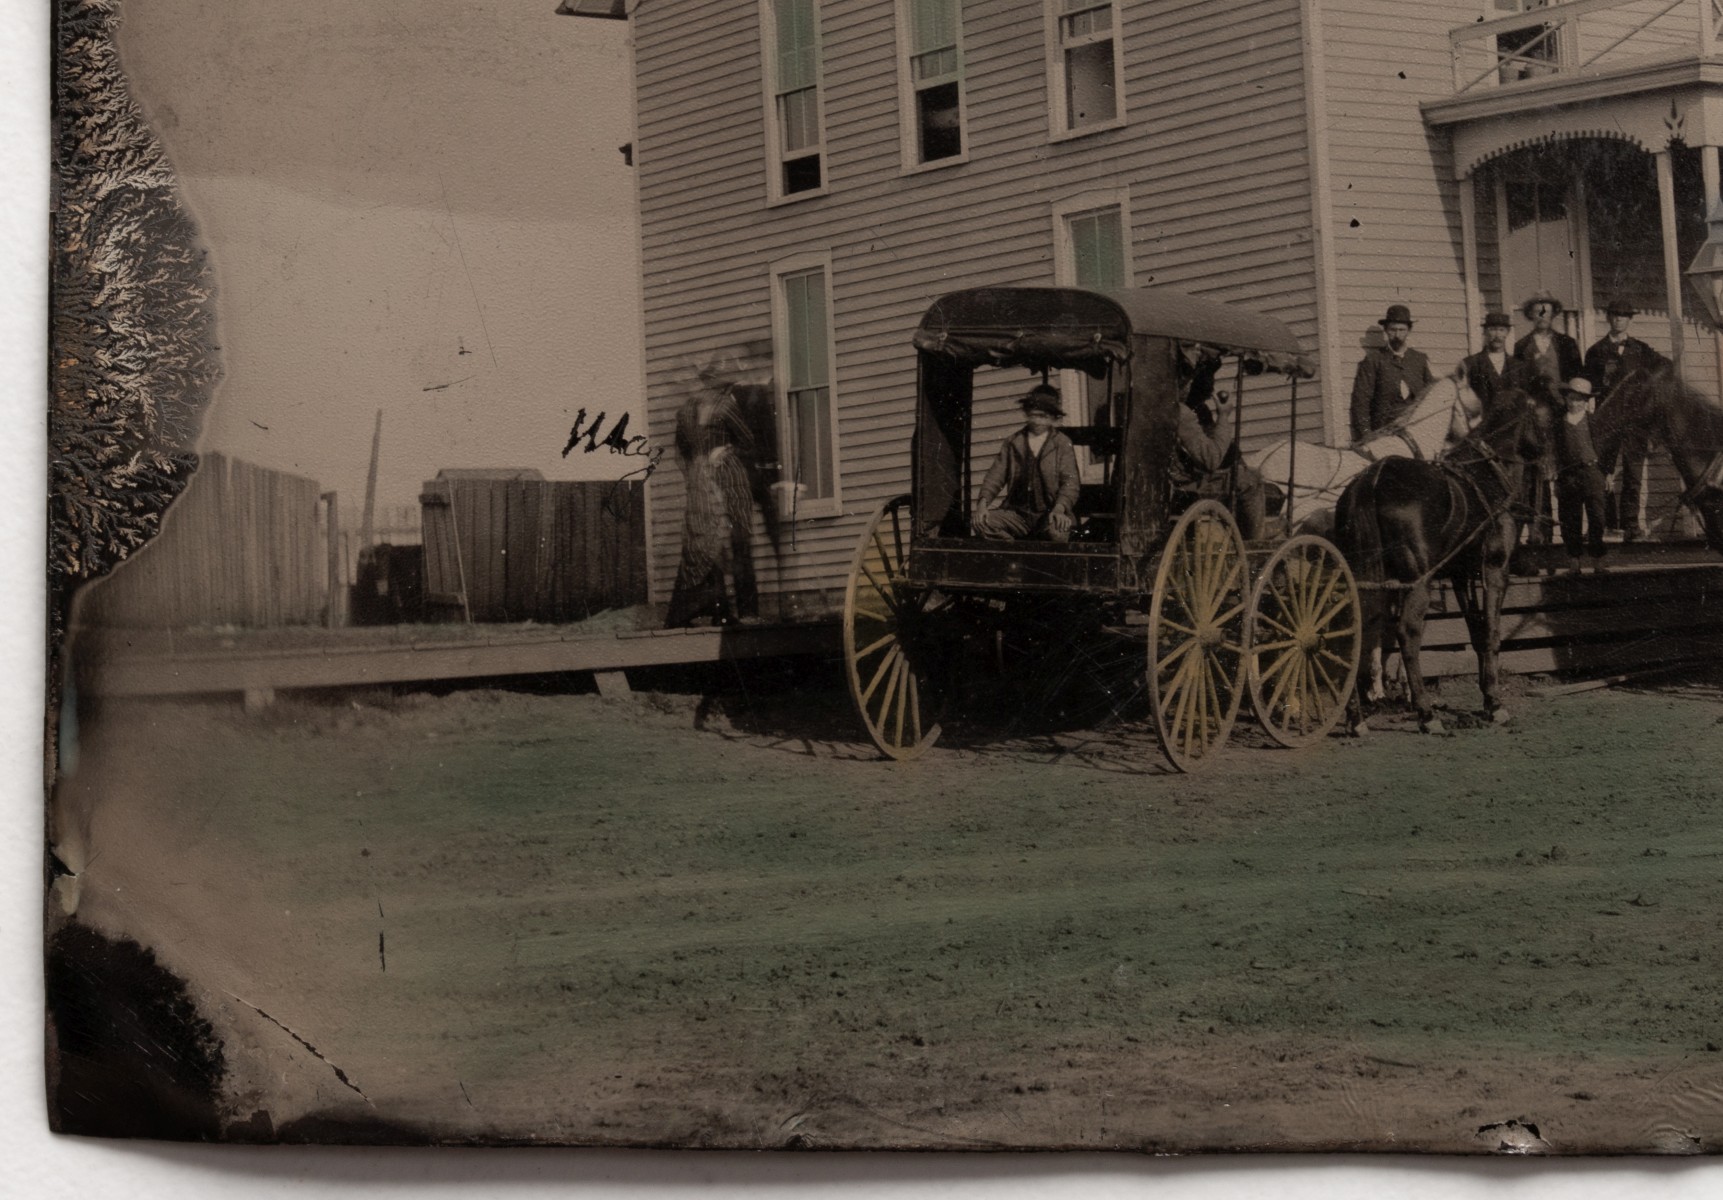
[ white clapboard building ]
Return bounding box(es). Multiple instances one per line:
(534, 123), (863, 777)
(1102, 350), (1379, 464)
(571, 0), (1723, 611)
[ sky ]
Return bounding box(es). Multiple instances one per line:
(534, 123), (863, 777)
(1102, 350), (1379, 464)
(113, 0), (643, 519)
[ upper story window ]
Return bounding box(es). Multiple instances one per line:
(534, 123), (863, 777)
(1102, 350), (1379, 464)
(897, 0), (966, 168)
(764, 0), (827, 201)
(772, 254), (842, 517)
(1046, 0), (1125, 138)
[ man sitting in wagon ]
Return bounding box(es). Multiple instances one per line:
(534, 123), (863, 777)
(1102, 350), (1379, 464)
(1170, 352), (1267, 540)
(972, 383), (1082, 541)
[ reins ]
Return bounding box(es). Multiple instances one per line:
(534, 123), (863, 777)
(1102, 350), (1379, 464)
(1352, 410), (1538, 593)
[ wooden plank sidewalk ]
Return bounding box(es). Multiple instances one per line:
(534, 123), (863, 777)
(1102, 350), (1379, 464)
(73, 559), (1722, 704)
(76, 621), (841, 701)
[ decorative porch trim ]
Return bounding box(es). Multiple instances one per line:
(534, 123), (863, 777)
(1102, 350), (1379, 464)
(1441, 85), (1723, 179)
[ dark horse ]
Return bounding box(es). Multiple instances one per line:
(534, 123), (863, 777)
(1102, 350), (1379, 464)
(1589, 362), (1723, 554)
(1335, 390), (1545, 733)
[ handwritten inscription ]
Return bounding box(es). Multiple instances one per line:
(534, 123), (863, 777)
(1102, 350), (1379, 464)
(561, 409), (662, 482)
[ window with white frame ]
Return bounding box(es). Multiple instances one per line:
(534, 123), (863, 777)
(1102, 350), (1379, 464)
(1046, 0), (1124, 136)
(1053, 193), (1132, 478)
(773, 256), (840, 516)
(897, 0), (965, 167)
(764, 0), (826, 199)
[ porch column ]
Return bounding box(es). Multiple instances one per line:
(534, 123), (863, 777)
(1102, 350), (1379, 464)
(1656, 148), (1686, 364)
(1705, 146), (1723, 389)
(1571, 169), (1595, 349)
(1458, 172), (1483, 352)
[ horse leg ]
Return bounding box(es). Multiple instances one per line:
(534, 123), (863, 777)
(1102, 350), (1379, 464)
(1397, 583), (1440, 733)
(1347, 596), (1382, 735)
(1475, 526), (1514, 722)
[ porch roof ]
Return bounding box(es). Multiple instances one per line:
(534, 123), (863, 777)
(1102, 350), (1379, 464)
(1424, 0), (1723, 173)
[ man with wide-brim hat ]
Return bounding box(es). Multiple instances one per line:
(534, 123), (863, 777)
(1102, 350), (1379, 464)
(973, 383), (1082, 542)
(1456, 310), (1525, 425)
(1511, 291), (1582, 400)
(1553, 377), (1609, 571)
(1349, 303), (1435, 441)
(1582, 298), (1665, 540)
(1510, 292), (1583, 545)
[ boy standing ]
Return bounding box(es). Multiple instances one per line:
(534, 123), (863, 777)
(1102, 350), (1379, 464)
(1554, 378), (1608, 574)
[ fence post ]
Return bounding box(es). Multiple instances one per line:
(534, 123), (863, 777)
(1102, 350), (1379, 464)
(323, 491), (341, 628)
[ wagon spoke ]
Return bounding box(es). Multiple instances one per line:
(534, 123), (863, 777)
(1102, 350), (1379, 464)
(892, 658), (909, 748)
(1309, 590), (1357, 635)
(908, 670), (922, 745)
(861, 644), (902, 705)
(854, 631), (896, 660)
(1156, 635), (1198, 674)
(1306, 564), (1343, 623)
(1213, 601), (1245, 628)
(1265, 645), (1302, 715)
(876, 655), (904, 732)
(1317, 646), (1354, 670)
(1308, 649), (1341, 703)
(872, 531), (903, 582)
(1257, 643), (1300, 686)
(858, 560), (900, 613)
(1252, 636), (1301, 654)
(1254, 610), (1299, 640)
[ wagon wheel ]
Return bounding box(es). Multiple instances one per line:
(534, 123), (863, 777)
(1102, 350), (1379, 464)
(1146, 500), (1249, 772)
(1245, 535), (1362, 748)
(843, 495), (946, 760)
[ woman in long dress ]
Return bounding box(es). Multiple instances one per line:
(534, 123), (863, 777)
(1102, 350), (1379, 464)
(664, 374), (759, 627)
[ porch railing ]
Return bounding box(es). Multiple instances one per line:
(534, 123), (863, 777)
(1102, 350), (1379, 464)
(1451, 0), (1723, 95)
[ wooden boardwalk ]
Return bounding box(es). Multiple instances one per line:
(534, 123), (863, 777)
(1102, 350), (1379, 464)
(74, 620), (838, 707)
(74, 552), (1722, 706)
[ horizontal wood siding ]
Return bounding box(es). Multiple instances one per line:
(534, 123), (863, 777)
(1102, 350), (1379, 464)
(1318, 0), (1483, 430)
(635, 0), (1319, 606)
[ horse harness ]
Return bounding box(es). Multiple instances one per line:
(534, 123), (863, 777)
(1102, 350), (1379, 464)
(1352, 435), (1526, 594)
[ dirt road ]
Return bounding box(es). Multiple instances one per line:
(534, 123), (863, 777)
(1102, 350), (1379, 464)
(48, 664), (1723, 1152)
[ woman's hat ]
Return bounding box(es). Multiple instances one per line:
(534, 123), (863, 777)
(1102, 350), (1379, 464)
(1378, 304), (1414, 328)
(1021, 384), (1064, 416)
(1522, 290), (1563, 318)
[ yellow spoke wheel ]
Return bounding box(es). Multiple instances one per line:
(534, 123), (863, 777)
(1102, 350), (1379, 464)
(843, 495), (944, 760)
(1147, 501), (1247, 773)
(1246, 534), (1361, 748)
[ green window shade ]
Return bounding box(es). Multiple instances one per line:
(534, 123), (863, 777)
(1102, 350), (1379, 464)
(1070, 209), (1125, 291)
(775, 0), (817, 93)
(783, 269), (833, 499)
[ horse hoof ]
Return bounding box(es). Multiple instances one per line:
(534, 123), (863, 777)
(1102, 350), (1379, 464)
(1490, 707), (1512, 725)
(1347, 719), (1369, 738)
(1420, 718), (1446, 735)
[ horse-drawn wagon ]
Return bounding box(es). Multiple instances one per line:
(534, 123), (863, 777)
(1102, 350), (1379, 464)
(841, 286), (1364, 770)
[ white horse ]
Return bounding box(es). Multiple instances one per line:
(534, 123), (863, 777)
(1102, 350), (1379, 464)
(1250, 376), (1482, 708)
(1250, 377), (1481, 534)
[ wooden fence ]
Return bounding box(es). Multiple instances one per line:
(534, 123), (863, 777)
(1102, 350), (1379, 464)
(78, 453), (326, 629)
(420, 477), (648, 623)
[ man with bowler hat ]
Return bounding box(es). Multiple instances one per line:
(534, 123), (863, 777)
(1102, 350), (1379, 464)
(1583, 299), (1664, 539)
(973, 383), (1082, 541)
(1457, 311), (1523, 424)
(1350, 303), (1435, 442)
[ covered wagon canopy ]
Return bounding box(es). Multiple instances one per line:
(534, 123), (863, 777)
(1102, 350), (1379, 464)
(912, 286), (1314, 378)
